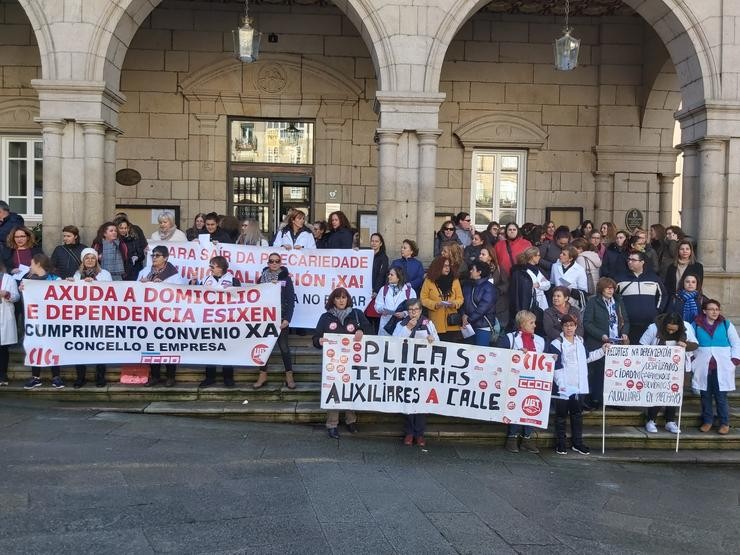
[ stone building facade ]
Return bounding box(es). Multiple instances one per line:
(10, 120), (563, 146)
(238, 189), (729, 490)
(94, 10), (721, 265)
(0, 0), (738, 313)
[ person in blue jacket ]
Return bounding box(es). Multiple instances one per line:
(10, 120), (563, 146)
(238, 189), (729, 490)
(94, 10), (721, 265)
(391, 239), (424, 292)
(461, 260), (497, 346)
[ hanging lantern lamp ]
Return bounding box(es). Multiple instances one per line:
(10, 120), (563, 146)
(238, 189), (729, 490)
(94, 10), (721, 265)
(232, 0), (262, 63)
(554, 0), (580, 71)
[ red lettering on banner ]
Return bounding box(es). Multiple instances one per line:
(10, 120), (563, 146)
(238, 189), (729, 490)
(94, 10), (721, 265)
(426, 388), (439, 404)
(122, 287), (136, 301)
(26, 303), (38, 319)
(518, 378), (552, 392)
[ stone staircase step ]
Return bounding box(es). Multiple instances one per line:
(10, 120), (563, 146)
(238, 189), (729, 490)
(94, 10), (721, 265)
(40, 399), (739, 450)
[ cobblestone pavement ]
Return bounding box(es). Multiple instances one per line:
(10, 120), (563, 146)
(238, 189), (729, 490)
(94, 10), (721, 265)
(1, 399), (738, 554)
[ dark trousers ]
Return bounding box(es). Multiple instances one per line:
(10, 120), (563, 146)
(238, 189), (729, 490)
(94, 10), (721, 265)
(0, 345), (8, 380)
(701, 371), (730, 426)
(75, 364), (107, 384)
(32, 366), (60, 378)
(628, 322), (650, 345)
(261, 328), (292, 372)
(150, 364), (176, 380)
(205, 365), (234, 382)
(404, 414), (427, 437)
(647, 405), (677, 423)
(587, 358), (605, 406)
(554, 395), (584, 446)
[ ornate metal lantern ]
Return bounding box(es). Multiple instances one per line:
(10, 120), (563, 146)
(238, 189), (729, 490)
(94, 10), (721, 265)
(232, 0), (262, 63)
(554, 0), (580, 71)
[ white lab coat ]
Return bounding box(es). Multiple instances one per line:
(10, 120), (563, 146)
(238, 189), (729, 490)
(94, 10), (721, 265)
(0, 273), (20, 345)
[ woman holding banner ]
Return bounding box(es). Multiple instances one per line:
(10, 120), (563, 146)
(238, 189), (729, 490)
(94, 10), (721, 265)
(70, 248), (111, 388)
(375, 267), (416, 336)
(393, 298), (438, 447)
(582, 277), (630, 411)
(421, 257), (463, 342)
(273, 209), (316, 250)
(313, 287), (372, 439)
(22, 254), (63, 389)
(191, 256), (241, 388)
(640, 312), (698, 434)
(253, 253), (296, 390)
(139, 245), (188, 387)
(692, 299), (740, 435)
(498, 310), (545, 453)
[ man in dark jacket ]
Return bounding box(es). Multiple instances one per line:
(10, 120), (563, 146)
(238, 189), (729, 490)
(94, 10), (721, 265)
(616, 251), (667, 343)
(204, 212), (234, 243)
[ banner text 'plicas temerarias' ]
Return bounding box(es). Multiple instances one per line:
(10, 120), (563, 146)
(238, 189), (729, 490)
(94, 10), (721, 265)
(22, 280), (281, 366)
(150, 242), (373, 328)
(320, 334), (556, 428)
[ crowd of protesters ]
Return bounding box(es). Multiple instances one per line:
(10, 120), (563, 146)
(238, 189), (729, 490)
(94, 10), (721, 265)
(0, 199), (737, 453)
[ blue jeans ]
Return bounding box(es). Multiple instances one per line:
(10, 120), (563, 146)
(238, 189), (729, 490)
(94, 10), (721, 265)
(701, 371), (730, 426)
(507, 424), (533, 438)
(472, 328), (492, 347)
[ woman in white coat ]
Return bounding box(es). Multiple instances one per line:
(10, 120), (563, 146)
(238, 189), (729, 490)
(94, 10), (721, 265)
(692, 298), (740, 435)
(374, 266), (416, 336)
(0, 261), (20, 385)
(550, 245), (589, 310)
(272, 209), (316, 250)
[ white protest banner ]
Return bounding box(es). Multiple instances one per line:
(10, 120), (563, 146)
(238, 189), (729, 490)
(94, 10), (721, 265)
(603, 344), (685, 407)
(150, 242), (372, 328)
(320, 334), (556, 428)
(22, 280), (281, 367)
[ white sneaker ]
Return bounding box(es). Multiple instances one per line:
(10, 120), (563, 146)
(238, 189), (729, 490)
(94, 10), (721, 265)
(665, 421), (680, 434)
(645, 420), (658, 433)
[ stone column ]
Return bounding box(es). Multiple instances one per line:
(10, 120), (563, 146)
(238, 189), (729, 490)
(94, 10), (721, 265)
(376, 129), (402, 248)
(104, 128), (121, 223)
(680, 144), (698, 239)
(417, 129), (442, 261)
(593, 171), (614, 226)
(38, 120), (66, 251)
(696, 139), (726, 271)
(658, 173), (678, 226)
(82, 122), (107, 243)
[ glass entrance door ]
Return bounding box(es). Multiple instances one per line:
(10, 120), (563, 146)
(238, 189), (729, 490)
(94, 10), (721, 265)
(230, 173), (312, 235)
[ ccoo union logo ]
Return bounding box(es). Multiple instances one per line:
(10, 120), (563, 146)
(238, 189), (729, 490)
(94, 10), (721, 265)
(521, 395), (542, 416)
(251, 343), (269, 365)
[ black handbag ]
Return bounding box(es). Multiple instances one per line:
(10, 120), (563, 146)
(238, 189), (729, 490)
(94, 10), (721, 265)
(446, 312), (462, 327)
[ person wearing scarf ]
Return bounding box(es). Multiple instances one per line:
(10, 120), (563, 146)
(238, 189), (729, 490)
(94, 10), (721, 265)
(498, 309), (546, 454)
(313, 287), (372, 439)
(71, 248), (111, 388)
(666, 273), (706, 325)
(375, 266), (416, 336)
(139, 246), (187, 387)
(253, 253), (296, 390)
(150, 211), (188, 242)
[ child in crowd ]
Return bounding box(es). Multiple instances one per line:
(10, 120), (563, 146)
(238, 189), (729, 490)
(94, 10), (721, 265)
(548, 314), (610, 455)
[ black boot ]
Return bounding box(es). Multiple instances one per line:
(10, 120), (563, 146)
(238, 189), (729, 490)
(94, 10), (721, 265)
(95, 365), (107, 387)
(146, 364), (161, 387)
(165, 364), (176, 387)
(74, 365), (86, 389)
(570, 413), (589, 454)
(222, 366), (235, 387)
(200, 365), (217, 387)
(555, 414), (568, 454)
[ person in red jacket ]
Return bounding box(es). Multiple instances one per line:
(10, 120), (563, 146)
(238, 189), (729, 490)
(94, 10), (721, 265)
(494, 222), (532, 277)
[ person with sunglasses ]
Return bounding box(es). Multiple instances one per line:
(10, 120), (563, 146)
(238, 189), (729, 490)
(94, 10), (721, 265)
(253, 253), (296, 390)
(454, 212), (473, 248)
(139, 245), (187, 387)
(433, 221), (461, 257)
(191, 256), (241, 387)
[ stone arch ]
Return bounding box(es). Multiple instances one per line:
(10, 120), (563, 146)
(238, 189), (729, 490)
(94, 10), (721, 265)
(16, 0), (55, 79)
(88, 0), (391, 95)
(425, 0), (717, 110)
(453, 113), (548, 151)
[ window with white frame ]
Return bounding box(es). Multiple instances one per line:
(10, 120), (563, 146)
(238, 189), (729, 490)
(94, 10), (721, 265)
(470, 150), (526, 228)
(1, 137), (43, 218)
